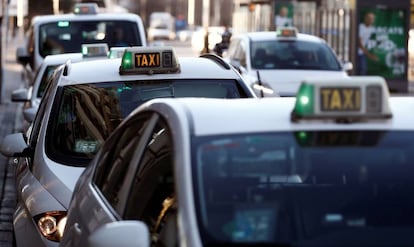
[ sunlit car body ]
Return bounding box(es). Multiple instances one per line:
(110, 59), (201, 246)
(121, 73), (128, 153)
(62, 77), (414, 247)
(225, 28), (353, 97)
(0, 47), (255, 247)
(16, 3), (146, 83)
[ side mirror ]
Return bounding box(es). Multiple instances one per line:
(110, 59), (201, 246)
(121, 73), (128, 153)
(88, 221), (150, 247)
(23, 107), (37, 123)
(16, 46), (30, 66)
(0, 133), (30, 157)
(11, 88), (30, 102)
(342, 61), (353, 71)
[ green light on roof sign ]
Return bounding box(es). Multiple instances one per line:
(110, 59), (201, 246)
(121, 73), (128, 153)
(57, 21), (70, 28)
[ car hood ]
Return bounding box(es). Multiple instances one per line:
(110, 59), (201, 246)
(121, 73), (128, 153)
(255, 70), (349, 96)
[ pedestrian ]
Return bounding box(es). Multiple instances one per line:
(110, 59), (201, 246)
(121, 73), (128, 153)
(357, 11), (379, 75)
(213, 27), (232, 57)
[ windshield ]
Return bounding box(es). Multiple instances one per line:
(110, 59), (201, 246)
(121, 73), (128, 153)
(250, 40), (342, 71)
(39, 20), (142, 57)
(193, 131), (414, 246)
(46, 79), (244, 166)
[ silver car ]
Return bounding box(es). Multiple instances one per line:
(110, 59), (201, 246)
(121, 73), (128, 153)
(0, 46), (255, 247)
(16, 3), (147, 83)
(225, 27), (353, 97)
(12, 43), (110, 132)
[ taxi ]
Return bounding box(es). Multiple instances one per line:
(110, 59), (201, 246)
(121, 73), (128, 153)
(17, 3), (146, 82)
(225, 27), (353, 97)
(61, 77), (414, 247)
(12, 43), (110, 132)
(0, 47), (255, 247)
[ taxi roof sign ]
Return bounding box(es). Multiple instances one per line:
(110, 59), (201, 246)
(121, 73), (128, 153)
(276, 27), (298, 38)
(81, 43), (109, 58)
(108, 47), (126, 59)
(119, 46), (180, 75)
(291, 76), (392, 122)
(73, 3), (98, 15)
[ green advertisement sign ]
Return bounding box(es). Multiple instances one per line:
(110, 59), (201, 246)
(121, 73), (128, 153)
(358, 8), (406, 79)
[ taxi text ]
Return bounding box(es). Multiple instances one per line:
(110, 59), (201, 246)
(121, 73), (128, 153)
(135, 53), (160, 68)
(320, 87), (361, 111)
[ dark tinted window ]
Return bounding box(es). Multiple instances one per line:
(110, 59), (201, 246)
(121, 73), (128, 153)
(193, 131), (414, 245)
(46, 79), (244, 166)
(37, 65), (58, 98)
(39, 20), (142, 57)
(123, 119), (177, 246)
(250, 40), (342, 70)
(94, 113), (155, 211)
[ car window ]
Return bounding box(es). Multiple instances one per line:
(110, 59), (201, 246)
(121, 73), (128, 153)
(29, 66), (63, 147)
(45, 79), (245, 166)
(27, 66), (64, 169)
(192, 130), (414, 244)
(122, 117), (177, 246)
(38, 20), (142, 57)
(250, 40), (341, 70)
(93, 113), (156, 212)
(37, 65), (58, 98)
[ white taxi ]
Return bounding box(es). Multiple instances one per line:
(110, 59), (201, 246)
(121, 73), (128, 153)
(225, 27), (353, 97)
(63, 77), (414, 247)
(0, 47), (255, 247)
(17, 3), (146, 82)
(12, 43), (110, 132)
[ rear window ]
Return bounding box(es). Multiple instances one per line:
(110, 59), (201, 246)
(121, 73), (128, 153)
(39, 20), (142, 57)
(46, 79), (245, 166)
(250, 40), (342, 71)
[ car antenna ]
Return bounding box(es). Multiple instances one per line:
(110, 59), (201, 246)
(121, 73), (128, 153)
(256, 70), (264, 98)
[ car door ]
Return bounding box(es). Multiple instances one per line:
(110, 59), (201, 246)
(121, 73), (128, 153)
(121, 115), (177, 247)
(61, 112), (158, 247)
(14, 65), (63, 190)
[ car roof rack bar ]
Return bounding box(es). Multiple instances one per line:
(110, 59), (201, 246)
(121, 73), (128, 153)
(199, 53), (231, 70)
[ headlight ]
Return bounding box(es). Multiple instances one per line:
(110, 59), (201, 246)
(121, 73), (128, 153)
(34, 211), (67, 242)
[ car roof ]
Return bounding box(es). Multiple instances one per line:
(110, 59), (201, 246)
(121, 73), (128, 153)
(235, 31), (324, 43)
(58, 56), (244, 85)
(138, 97), (414, 136)
(31, 12), (144, 25)
(42, 53), (84, 65)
